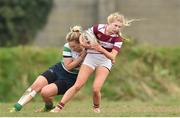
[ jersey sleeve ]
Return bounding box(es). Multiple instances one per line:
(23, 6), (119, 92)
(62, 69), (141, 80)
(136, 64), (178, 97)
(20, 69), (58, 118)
(63, 43), (72, 58)
(113, 37), (123, 52)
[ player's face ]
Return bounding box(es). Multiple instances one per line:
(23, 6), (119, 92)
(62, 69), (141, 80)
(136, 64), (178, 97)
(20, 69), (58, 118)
(69, 41), (82, 52)
(108, 20), (122, 34)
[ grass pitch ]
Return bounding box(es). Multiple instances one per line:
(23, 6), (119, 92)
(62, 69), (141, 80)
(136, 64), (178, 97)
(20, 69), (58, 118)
(1, 96), (180, 117)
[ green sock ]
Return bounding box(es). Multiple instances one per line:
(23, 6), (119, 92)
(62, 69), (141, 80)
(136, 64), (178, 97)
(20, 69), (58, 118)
(14, 103), (22, 111)
(45, 102), (54, 110)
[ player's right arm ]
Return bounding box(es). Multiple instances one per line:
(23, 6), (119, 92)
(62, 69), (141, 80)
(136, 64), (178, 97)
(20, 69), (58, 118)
(62, 43), (86, 71)
(63, 50), (86, 71)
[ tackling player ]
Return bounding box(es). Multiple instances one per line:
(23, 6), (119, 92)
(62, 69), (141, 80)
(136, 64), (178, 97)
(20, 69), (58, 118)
(10, 26), (86, 112)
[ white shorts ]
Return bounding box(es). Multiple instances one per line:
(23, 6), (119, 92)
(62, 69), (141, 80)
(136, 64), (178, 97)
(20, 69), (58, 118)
(82, 53), (112, 71)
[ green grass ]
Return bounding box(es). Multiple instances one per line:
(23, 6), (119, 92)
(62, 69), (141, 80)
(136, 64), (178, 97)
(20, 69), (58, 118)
(1, 96), (180, 117)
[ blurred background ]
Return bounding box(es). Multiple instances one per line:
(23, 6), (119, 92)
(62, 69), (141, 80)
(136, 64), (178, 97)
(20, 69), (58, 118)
(34, 0), (180, 47)
(1, 0), (180, 47)
(0, 0), (180, 102)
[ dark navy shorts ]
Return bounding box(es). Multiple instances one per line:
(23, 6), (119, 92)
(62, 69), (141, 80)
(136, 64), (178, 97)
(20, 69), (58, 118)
(41, 63), (77, 95)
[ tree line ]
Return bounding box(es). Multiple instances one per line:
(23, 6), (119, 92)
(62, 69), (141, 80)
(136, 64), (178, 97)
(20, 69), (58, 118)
(0, 0), (53, 47)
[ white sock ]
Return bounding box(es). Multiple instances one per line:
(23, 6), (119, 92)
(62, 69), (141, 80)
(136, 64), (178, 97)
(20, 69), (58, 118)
(17, 88), (37, 106)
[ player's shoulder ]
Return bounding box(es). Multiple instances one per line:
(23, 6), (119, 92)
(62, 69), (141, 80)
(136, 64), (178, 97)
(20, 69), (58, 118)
(64, 43), (69, 47)
(92, 24), (106, 33)
(63, 43), (71, 51)
(95, 24), (106, 30)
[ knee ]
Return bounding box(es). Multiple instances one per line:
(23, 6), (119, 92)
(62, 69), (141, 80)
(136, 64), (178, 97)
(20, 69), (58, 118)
(73, 85), (82, 92)
(40, 87), (49, 98)
(31, 76), (48, 92)
(92, 86), (101, 95)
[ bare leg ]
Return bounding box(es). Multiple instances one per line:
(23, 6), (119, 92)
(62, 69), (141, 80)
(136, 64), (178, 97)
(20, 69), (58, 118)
(35, 83), (58, 112)
(13, 75), (48, 111)
(92, 67), (109, 113)
(51, 65), (94, 112)
(40, 83), (58, 103)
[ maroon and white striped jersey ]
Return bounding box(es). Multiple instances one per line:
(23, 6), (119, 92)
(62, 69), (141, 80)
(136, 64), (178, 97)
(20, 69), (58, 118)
(87, 24), (123, 53)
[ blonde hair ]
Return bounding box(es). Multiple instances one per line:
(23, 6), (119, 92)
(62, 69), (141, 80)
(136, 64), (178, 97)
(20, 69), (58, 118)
(107, 12), (125, 26)
(107, 12), (145, 27)
(66, 25), (83, 43)
(107, 12), (145, 41)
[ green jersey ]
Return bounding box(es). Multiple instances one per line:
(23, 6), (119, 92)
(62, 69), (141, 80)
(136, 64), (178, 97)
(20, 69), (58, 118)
(61, 43), (81, 74)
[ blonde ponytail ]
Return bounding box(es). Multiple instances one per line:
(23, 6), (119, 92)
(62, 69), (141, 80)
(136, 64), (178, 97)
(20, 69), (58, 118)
(70, 25), (83, 33)
(66, 25), (83, 43)
(120, 18), (146, 42)
(123, 18), (147, 27)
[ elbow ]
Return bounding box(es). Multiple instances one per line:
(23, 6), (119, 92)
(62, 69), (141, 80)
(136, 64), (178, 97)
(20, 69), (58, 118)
(110, 55), (116, 64)
(111, 57), (115, 62)
(110, 55), (115, 61)
(110, 56), (116, 64)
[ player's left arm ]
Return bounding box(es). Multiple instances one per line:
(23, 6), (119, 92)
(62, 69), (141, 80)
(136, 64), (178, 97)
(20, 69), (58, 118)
(91, 44), (119, 64)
